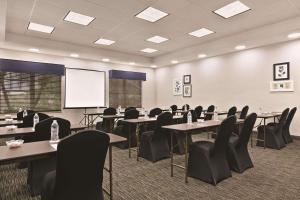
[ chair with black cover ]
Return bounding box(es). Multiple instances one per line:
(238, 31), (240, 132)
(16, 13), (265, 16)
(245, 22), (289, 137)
(227, 113), (257, 173)
(174, 110), (197, 154)
(182, 104), (190, 111)
(113, 109), (139, 149)
(41, 130), (109, 200)
(194, 106), (203, 119)
(125, 107), (136, 112)
(17, 110), (35, 121)
(144, 107), (163, 132)
(256, 108), (289, 149)
(148, 107), (162, 118)
(204, 105), (215, 121)
(18, 112), (50, 128)
(28, 118), (71, 196)
(188, 116), (236, 185)
(227, 106), (237, 117)
(139, 112), (173, 162)
(170, 105), (177, 115)
(283, 107), (297, 144)
(96, 107), (116, 132)
(239, 106), (249, 119)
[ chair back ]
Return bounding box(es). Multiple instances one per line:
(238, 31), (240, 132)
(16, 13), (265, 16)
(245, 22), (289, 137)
(238, 113), (257, 147)
(283, 107), (297, 131)
(103, 107), (116, 115)
(124, 109), (139, 119)
(227, 106), (237, 117)
(17, 110), (35, 120)
(204, 105), (215, 121)
(20, 112), (50, 128)
(182, 104), (190, 110)
(239, 106), (249, 119)
(149, 108), (162, 118)
(279, 108), (290, 125)
(170, 105), (177, 111)
(213, 116), (236, 155)
(154, 112), (173, 136)
(125, 107), (136, 112)
(182, 110), (197, 123)
(194, 106), (203, 119)
(34, 117), (71, 141)
(53, 130), (109, 200)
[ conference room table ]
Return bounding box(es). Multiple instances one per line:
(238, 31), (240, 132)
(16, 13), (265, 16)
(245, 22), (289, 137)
(121, 115), (183, 160)
(162, 119), (244, 183)
(0, 115), (17, 121)
(0, 133), (126, 200)
(255, 112), (282, 149)
(0, 124), (87, 139)
(0, 120), (23, 127)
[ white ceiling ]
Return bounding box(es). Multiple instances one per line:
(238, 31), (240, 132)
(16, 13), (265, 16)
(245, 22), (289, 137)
(2, 0), (300, 67)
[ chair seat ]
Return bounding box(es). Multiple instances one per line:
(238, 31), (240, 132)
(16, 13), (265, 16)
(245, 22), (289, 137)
(190, 141), (214, 155)
(229, 134), (239, 146)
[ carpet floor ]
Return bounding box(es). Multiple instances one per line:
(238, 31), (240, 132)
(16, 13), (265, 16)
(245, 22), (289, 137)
(0, 135), (300, 200)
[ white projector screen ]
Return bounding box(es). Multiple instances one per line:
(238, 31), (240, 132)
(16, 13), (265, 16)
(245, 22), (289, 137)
(65, 68), (105, 108)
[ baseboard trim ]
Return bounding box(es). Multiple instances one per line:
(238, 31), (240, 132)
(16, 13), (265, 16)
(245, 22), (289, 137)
(292, 135), (300, 140)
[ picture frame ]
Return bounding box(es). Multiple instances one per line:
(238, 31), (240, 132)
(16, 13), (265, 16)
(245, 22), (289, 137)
(173, 79), (183, 96)
(273, 62), (290, 81)
(183, 75), (191, 84)
(183, 84), (192, 97)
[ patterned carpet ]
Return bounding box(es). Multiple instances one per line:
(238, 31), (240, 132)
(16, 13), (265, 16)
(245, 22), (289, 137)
(1, 135), (300, 200)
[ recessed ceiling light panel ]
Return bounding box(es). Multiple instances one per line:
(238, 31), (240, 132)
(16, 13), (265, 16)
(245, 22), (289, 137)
(235, 45), (246, 50)
(28, 22), (54, 34)
(198, 54), (207, 58)
(141, 48), (158, 53)
(95, 38), (115, 45)
(214, 1), (251, 19)
(171, 60), (178, 64)
(29, 48), (40, 52)
(64, 11), (95, 26)
(70, 53), (79, 58)
(147, 35), (169, 43)
(102, 58), (110, 62)
(189, 28), (214, 38)
(135, 7), (168, 22)
(288, 32), (300, 39)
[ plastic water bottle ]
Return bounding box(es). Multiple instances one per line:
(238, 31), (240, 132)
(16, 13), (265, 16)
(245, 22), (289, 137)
(50, 120), (59, 143)
(141, 107), (145, 115)
(117, 105), (121, 115)
(23, 109), (28, 118)
(214, 106), (218, 121)
(187, 111), (192, 124)
(184, 105), (187, 111)
(33, 113), (39, 130)
(144, 110), (148, 118)
(169, 107), (172, 113)
(18, 108), (22, 113)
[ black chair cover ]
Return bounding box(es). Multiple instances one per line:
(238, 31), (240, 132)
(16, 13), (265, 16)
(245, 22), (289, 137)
(148, 108), (163, 118)
(96, 107), (116, 132)
(194, 106), (203, 119)
(170, 105), (177, 115)
(188, 116), (236, 185)
(41, 130), (109, 200)
(17, 110), (35, 120)
(239, 106), (249, 119)
(227, 106), (237, 117)
(204, 105), (215, 121)
(283, 107), (297, 144)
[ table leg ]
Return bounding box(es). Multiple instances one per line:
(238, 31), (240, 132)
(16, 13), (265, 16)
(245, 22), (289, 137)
(263, 118), (266, 149)
(136, 123), (140, 161)
(170, 132), (174, 177)
(87, 115), (90, 127)
(128, 125), (131, 158)
(185, 132), (189, 183)
(109, 145), (113, 200)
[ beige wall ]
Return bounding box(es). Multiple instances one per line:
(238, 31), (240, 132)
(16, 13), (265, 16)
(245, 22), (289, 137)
(0, 48), (156, 124)
(155, 40), (300, 135)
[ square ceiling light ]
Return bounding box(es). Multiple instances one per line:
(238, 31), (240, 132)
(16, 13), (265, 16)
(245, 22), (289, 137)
(146, 35), (169, 43)
(64, 11), (95, 25)
(94, 38), (115, 45)
(141, 48), (158, 53)
(214, 1), (251, 19)
(135, 7), (168, 22)
(189, 28), (214, 38)
(28, 22), (54, 33)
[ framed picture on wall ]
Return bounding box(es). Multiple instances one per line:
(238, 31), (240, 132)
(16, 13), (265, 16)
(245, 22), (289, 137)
(173, 79), (183, 96)
(183, 75), (191, 84)
(273, 62), (290, 81)
(183, 84), (192, 97)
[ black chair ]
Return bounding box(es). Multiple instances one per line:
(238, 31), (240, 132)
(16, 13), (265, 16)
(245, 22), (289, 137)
(227, 106), (237, 117)
(181, 110), (197, 123)
(170, 105), (177, 115)
(125, 107), (136, 112)
(204, 105), (215, 121)
(18, 112), (50, 128)
(194, 106), (203, 119)
(41, 130), (109, 200)
(283, 107), (297, 144)
(256, 108), (289, 149)
(239, 106), (249, 119)
(139, 112), (173, 162)
(227, 113), (257, 173)
(182, 104), (190, 111)
(96, 107), (116, 132)
(28, 118), (71, 196)
(148, 108), (162, 118)
(188, 116), (236, 185)
(17, 110), (35, 120)
(113, 109), (139, 149)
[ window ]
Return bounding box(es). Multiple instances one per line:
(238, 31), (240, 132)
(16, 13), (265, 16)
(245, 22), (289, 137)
(0, 72), (61, 113)
(109, 79), (141, 108)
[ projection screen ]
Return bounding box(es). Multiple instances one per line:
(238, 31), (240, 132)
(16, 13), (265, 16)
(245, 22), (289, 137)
(65, 68), (105, 108)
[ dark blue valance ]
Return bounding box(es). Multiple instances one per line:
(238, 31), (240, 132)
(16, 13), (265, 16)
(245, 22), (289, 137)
(109, 70), (146, 81)
(0, 58), (65, 75)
